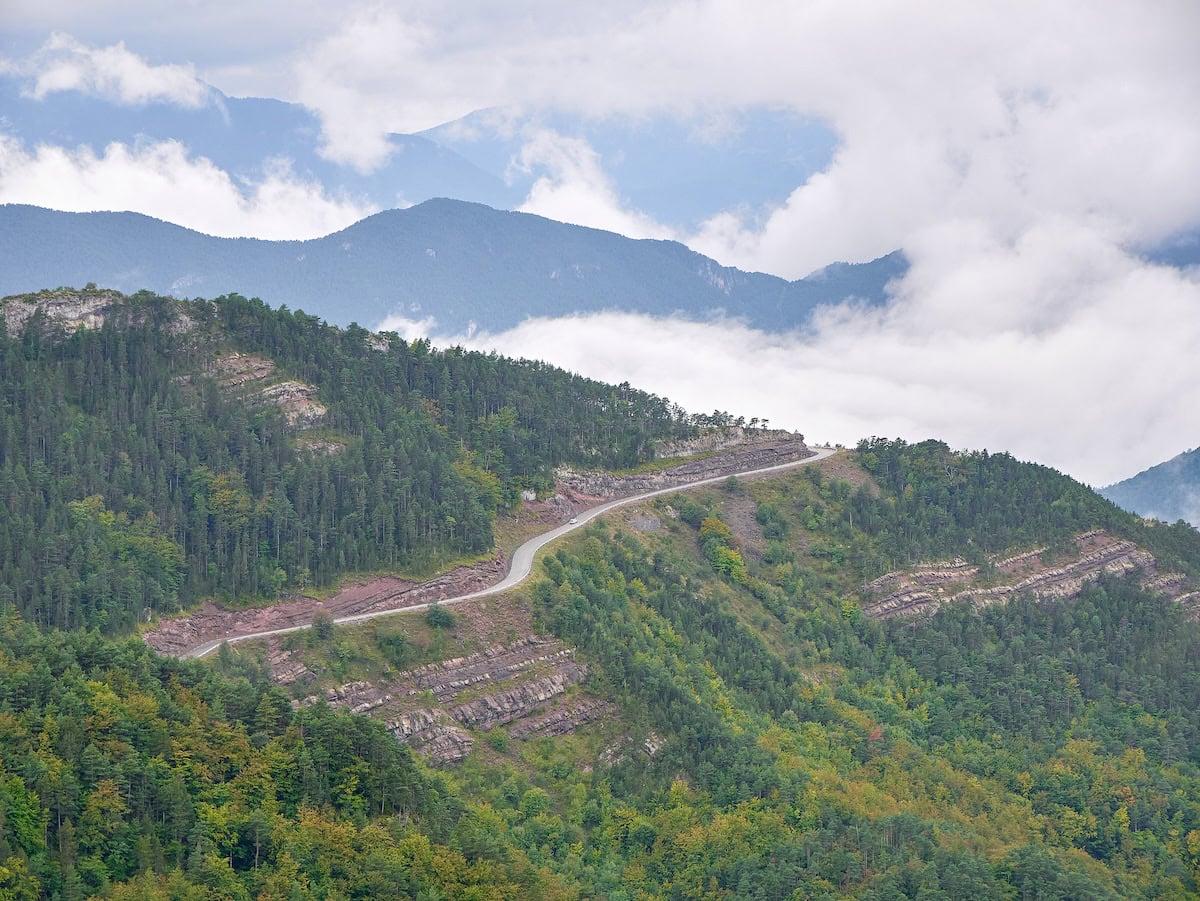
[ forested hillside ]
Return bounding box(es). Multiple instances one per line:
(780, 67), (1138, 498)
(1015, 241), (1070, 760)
(0, 613), (574, 899)
(6, 293), (1200, 898)
(488, 441), (1200, 897)
(0, 288), (695, 633)
(129, 438), (1198, 899)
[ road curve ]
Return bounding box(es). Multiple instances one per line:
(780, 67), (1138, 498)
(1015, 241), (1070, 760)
(182, 446), (836, 658)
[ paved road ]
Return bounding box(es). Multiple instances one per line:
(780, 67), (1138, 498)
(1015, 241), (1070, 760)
(183, 446), (836, 659)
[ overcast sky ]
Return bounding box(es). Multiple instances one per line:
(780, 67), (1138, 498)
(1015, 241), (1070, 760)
(3, 1), (1200, 485)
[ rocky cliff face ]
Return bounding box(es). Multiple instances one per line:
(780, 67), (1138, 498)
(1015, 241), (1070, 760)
(2, 287), (119, 334)
(556, 432), (812, 502)
(285, 633), (609, 765)
(209, 352), (327, 430)
(862, 530), (1197, 620)
(1, 287), (195, 336)
(654, 426), (790, 458)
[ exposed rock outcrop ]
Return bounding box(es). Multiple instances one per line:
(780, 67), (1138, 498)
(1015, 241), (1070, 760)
(253, 380), (327, 428)
(268, 647), (315, 686)
(298, 680), (392, 715)
(208, 352), (327, 429)
(210, 352), (275, 389)
(2, 287), (121, 334)
(386, 709), (474, 764)
(556, 433), (812, 503)
(145, 555), (507, 657)
(1, 287), (196, 336)
(862, 531), (1196, 620)
(508, 697), (613, 740)
(655, 426), (779, 458)
(449, 666), (588, 730)
(397, 637), (576, 702)
(273, 634), (609, 764)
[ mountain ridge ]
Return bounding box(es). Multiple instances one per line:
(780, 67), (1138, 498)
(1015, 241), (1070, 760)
(0, 199), (906, 332)
(1101, 445), (1200, 526)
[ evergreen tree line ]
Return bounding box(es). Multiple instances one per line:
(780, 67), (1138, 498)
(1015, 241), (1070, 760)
(852, 437), (1200, 576)
(0, 291), (696, 633)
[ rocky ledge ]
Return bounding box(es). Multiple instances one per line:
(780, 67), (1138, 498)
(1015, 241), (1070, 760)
(555, 432), (812, 504)
(209, 353), (327, 429)
(862, 530), (1196, 620)
(1, 287), (195, 336)
(285, 634), (608, 765)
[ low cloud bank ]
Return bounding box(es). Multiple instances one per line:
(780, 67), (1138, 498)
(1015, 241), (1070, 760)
(381, 226), (1200, 488)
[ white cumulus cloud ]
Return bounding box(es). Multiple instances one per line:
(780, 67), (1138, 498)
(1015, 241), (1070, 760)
(13, 31), (214, 108)
(515, 129), (675, 240)
(0, 136), (377, 240)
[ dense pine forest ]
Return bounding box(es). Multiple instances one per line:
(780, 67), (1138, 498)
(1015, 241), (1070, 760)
(0, 290), (695, 633)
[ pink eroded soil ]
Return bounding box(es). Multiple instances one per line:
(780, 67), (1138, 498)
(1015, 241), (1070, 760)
(144, 556), (506, 656)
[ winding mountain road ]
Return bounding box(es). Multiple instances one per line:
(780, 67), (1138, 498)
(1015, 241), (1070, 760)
(182, 446), (835, 659)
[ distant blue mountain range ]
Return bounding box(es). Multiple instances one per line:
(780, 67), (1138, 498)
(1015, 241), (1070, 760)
(1101, 447), (1200, 527)
(0, 77), (517, 210)
(421, 108), (836, 230)
(0, 75), (835, 232)
(0, 200), (906, 333)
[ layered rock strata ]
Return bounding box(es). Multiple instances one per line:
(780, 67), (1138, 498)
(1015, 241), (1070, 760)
(862, 531), (1196, 620)
(448, 666), (588, 731)
(268, 647), (315, 686)
(555, 433), (811, 504)
(289, 634), (607, 765)
(396, 637), (577, 702)
(387, 709), (474, 763)
(508, 698), (613, 740)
